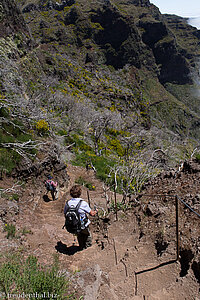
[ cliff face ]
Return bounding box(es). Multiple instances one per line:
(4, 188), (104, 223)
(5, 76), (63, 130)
(0, 0), (28, 37)
(89, 6), (145, 69)
(11, 0), (199, 86)
(138, 17), (191, 84)
(2, 0), (199, 86)
(163, 14), (200, 67)
(0, 0), (33, 63)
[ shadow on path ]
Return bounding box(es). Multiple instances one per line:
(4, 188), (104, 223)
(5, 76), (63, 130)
(135, 259), (177, 276)
(135, 259), (177, 296)
(55, 241), (80, 255)
(43, 195), (51, 202)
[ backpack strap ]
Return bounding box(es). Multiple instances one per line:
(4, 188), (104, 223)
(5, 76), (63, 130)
(64, 200), (82, 214)
(75, 200), (82, 210)
(64, 201), (70, 214)
(76, 200), (89, 226)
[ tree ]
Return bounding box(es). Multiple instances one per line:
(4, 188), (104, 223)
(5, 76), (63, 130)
(88, 109), (123, 155)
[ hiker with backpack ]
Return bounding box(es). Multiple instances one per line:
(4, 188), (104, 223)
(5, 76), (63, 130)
(45, 175), (58, 200)
(64, 185), (97, 250)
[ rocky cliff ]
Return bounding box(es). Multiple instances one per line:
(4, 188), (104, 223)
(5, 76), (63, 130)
(0, 0), (26, 37)
(0, 0), (33, 51)
(15, 0), (199, 85)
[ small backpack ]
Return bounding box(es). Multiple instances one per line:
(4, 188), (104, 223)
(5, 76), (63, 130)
(45, 180), (54, 191)
(64, 200), (83, 234)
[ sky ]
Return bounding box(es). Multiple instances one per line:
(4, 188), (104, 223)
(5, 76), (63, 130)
(150, 0), (200, 17)
(150, 0), (200, 29)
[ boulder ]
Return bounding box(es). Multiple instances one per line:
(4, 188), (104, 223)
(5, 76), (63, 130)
(70, 264), (110, 300)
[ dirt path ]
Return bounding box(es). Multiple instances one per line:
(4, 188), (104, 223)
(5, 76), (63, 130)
(10, 165), (200, 299)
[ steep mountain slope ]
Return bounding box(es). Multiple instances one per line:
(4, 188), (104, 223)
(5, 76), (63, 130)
(1, 0), (200, 147)
(1, 1), (200, 297)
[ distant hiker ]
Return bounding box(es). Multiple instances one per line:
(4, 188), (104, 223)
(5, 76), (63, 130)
(45, 175), (58, 200)
(64, 185), (97, 250)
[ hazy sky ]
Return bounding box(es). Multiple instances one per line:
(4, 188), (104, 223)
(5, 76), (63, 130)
(150, 0), (200, 18)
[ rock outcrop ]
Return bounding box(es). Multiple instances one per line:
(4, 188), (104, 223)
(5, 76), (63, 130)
(12, 144), (69, 188)
(16, 0), (199, 85)
(137, 158), (200, 281)
(0, 0), (29, 37)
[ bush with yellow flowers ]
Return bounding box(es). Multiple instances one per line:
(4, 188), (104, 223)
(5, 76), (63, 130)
(35, 120), (49, 135)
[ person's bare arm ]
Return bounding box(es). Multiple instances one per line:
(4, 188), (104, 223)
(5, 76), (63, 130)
(89, 210), (97, 216)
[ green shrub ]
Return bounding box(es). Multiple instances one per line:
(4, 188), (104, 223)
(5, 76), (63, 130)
(72, 151), (116, 183)
(1, 118), (32, 141)
(107, 138), (125, 157)
(195, 153), (200, 163)
(58, 129), (68, 136)
(0, 107), (9, 118)
(4, 224), (16, 239)
(35, 119), (49, 136)
(0, 254), (72, 299)
(85, 182), (95, 190)
(72, 134), (92, 151)
(75, 176), (95, 190)
(64, 134), (92, 152)
(75, 176), (85, 185)
(0, 148), (21, 175)
(0, 115), (36, 174)
(21, 227), (33, 236)
(110, 201), (130, 212)
(11, 194), (19, 201)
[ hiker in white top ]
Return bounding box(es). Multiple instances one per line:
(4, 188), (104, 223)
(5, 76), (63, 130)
(64, 185), (97, 250)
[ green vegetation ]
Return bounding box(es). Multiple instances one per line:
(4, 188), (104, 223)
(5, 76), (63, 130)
(0, 254), (72, 299)
(72, 150), (116, 182)
(75, 176), (96, 190)
(110, 200), (131, 212)
(20, 227), (33, 236)
(65, 134), (92, 152)
(195, 153), (200, 163)
(3, 224), (33, 239)
(10, 193), (19, 201)
(0, 105), (36, 174)
(0, 190), (20, 201)
(3, 224), (16, 239)
(35, 119), (50, 136)
(0, 148), (21, 175)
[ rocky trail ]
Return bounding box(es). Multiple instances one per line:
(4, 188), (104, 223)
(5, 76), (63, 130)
(0, 163), (200, 299)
